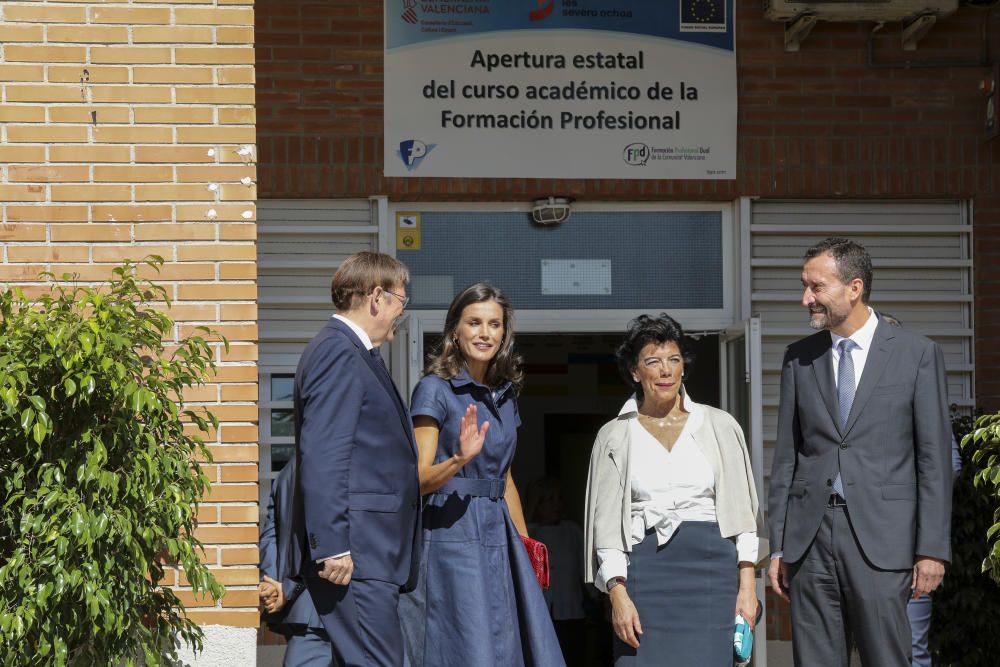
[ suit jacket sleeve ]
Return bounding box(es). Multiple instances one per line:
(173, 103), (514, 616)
(912, 341), (953, 562)
(768, 345), (800, 555)
(259, 478), (279, 580)
(299, 338), (364, 561)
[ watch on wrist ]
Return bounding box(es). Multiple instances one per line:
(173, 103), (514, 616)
(606, 577), (626, 592)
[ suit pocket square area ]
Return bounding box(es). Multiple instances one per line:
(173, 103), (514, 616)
(881, 483), (917, 500)
(348, 492), (402, 512)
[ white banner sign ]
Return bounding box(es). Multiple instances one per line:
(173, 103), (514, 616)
(384, 1), (736, 180)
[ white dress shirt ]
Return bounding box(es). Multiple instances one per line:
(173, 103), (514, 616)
(333, 313), (373, 350)
(315, 313), (375, 563)
(595, 401), (758, 590)
(830, 307), (879, 390)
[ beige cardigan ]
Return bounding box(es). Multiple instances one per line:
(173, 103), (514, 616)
(583, 391), (767, 585)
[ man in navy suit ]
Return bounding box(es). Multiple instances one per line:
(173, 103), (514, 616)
(290, 251), (421, 667)
(260, 456), (331, 666)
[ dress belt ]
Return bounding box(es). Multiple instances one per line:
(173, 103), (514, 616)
(435, 477), (507, 500)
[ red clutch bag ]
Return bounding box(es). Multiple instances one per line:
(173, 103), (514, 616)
(521, 535), (550, 589)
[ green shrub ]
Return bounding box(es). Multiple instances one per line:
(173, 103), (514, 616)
(0, 259), (225, 666)
(965, 410), (1000, 581)
(930, 411), (1000, 666)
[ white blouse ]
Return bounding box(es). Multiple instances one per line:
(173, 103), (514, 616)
(595, 403), (758, 591)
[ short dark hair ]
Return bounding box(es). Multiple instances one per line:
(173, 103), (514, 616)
(616, 313), (694, 401)
(804, 238), (873, 303)
(330, 251), (409, 311)
(424, 282), (524, 391)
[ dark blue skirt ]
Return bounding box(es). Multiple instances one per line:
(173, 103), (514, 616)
(614, 521), (738, 667)
(399, 494), (565, 667)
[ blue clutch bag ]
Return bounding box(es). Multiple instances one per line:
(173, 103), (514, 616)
(733, 614), (753, 665)
(734, 600), (762, 666)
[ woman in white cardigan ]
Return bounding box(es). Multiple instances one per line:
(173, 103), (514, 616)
(583, 313), (764, 666)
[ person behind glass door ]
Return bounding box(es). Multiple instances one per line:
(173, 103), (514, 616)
(583, 313), (763, 666)
(399, 282), (564, 667)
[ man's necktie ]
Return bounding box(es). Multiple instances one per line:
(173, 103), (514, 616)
(833, 338), (857, 499)
(370, 347), (389, 372)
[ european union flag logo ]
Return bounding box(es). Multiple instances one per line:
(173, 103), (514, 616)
(681, 0), (726, 28)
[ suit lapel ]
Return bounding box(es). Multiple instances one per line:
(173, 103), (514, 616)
(809, 332), (841, 432)
(329, 318), (417, 457)
(842, 320), (896, 437)
(361, 348), (417, 457)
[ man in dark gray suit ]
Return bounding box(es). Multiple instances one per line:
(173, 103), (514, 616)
(767, 238), (952, 666)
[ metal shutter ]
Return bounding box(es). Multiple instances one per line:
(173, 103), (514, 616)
(750, 200), (973, 477)
(257, 199), (379, 508)
(258, 199), (379, 363)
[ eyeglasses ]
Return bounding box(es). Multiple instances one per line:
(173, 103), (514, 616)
(383, 289), (410, 310)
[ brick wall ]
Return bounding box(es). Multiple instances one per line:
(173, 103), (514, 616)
(0, 0), (259, 631)
(256, 0), (1000, 410)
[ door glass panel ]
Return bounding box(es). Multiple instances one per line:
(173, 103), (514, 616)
(270, 374), (294, 402)
(270, 444), (295, 471)
(727, 334), (749, 437)
(270, 409), (295, 437)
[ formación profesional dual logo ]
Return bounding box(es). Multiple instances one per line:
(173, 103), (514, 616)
(397, 140), (436, 171)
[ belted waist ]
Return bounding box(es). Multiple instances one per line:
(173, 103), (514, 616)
(435, 477), (507, 500)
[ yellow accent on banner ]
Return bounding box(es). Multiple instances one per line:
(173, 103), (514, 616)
(396, 212), (421, 250)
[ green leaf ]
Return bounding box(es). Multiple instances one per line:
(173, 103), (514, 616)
(32, 421), (46, 445)
(63, 377), (77, 397)
(20, 407), (35, 432)
(27, 395), (45, 412)
(69, 511), (85, 537)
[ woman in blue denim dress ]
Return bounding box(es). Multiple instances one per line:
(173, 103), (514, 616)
(399, 283), (564, 667)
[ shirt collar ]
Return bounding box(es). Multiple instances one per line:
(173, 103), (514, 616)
(449, 367), (513, 397)
(830, 307), (878, 352)
(333, 313), (374, 351)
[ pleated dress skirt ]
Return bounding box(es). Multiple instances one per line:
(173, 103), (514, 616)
(614, 521), (738, 667)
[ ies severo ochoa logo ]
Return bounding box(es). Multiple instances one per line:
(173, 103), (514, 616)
(529, 0), (555, 21)
(623, 143), (649, 166)
(397, 140), (436, 171)
(401, 0), (417, 24)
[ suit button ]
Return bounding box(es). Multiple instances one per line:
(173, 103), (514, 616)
(826, 479), (833, 487)
(840, 444), (849, 449)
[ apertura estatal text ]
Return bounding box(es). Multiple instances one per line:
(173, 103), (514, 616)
(469, 49), (644, 73)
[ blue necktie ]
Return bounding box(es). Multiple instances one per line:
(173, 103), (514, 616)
(832, 338), (857, 499)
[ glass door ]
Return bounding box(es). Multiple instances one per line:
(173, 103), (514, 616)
(721, 315), (767, 666)
(388, 313), (423, 405)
